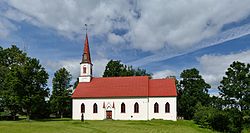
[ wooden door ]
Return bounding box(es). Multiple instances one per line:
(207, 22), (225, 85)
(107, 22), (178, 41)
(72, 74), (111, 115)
(106, 111), (112, 119)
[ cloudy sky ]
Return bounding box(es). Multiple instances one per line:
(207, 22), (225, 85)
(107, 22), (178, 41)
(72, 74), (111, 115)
(1, 0), (250, 95)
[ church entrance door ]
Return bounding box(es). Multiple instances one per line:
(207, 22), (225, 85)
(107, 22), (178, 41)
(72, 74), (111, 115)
(106, 111), (112, 119)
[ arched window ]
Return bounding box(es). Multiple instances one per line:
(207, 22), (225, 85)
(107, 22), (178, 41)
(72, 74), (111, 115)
(81, 103), (85, 113)
(83, 67), (87, 74)
(165, 102), (170, 113)
(93, 103), (98, 113)
(121, 103), (125, 113)
(154, 102), (159, 113)
(134, 102), (139, 113)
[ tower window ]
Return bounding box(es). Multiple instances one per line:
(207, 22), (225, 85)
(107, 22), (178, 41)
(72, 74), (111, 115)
(83, 67), (86, 74)
(154, 102), (159, 113)
(121, 103), (125, 113)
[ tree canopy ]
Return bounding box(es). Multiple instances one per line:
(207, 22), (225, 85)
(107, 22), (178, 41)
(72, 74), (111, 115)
(178, 68), (211, 119)
(103, 60), (151, 77)
(0, 45), (49, 120)
(193, 61), (250, 132)
(219, 61), (250, 112)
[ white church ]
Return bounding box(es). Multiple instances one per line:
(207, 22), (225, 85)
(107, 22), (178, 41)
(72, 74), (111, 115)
(72, 33), (177, 121)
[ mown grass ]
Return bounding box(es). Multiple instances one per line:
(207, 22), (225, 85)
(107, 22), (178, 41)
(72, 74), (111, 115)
(0, 118), (220, 133)
(11, 118), (250, 133)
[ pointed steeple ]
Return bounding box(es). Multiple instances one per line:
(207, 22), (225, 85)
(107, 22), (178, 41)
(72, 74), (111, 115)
(81, 33), (91, 64)
(79, 25), (92, 82)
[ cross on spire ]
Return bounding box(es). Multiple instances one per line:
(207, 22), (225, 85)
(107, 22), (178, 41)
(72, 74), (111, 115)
(85, 24), (87, 34)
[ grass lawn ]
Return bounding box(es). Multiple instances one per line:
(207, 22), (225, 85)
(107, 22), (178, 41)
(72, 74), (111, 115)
(0, 118), (219, 133)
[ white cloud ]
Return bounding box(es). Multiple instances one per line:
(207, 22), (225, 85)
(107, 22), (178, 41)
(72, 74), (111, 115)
(3, 0), (250, 52)
(0, 18), (17, 39)
(45, 58), (109, 80)
(128, 0), (250, 51)
(129, 23), (250, 67)
(92, 58), (109, 77)
(107, 33), (125, 45)
(152, 69), (176, 79)
(198, 50), (250, 88)
(45, 59), (80, 80)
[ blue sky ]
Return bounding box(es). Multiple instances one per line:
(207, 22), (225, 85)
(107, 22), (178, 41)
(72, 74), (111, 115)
(1, 0), (250, 95)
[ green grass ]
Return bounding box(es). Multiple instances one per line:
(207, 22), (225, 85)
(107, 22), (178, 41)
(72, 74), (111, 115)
(0, 118), (219, 133)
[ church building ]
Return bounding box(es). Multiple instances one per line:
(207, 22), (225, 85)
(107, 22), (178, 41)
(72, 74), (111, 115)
(72, 33), (177, 121)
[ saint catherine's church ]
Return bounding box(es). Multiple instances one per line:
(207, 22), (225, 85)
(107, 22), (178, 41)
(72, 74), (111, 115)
(72, 32), (177, 121)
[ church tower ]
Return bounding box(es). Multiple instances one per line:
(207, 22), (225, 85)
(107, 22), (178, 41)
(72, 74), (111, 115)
(79, 33), (92, 82)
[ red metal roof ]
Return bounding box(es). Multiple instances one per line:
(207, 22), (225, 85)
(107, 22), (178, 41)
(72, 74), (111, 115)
(72, 76), (177, 98)
(149, 78), (177, 97)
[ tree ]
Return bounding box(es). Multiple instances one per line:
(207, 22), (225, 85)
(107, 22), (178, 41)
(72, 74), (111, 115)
(50, 67), (72, 118)
(0, 45), (49, 120)
(218, 61), (249, 133)
(178, 68), (211, 119)
(19, 58), (49, 119)
(73, 78), (79, 89)
(218, 61), (250, 111)
(0, 45), (27, 119)
(103, 60), (151, 77)
(103, 60), (125, 77)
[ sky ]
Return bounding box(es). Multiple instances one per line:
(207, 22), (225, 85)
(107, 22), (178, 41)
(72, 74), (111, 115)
(1, 0), (250, 95)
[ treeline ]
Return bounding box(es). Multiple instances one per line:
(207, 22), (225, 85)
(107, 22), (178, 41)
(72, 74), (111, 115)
(0, 45), (72, 120)
(177, 63), (250, 132)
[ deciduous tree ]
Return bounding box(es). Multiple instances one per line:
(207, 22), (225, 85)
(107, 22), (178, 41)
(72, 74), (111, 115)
(218, 61), (250, 111)
(103, 60), (151, 77)
(178, 68), (211, 119)
(50, 67), (72, 118)
(0, 45), (49, 120)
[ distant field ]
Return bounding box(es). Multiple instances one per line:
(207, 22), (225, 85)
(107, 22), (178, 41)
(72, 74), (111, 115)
(0, 119), (219, 133)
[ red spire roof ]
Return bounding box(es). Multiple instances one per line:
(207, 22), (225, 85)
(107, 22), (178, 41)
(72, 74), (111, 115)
(81, 33), (91, 64)
(72, 76), (177, 98)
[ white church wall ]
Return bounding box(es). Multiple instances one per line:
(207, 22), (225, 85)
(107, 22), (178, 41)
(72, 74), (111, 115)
(73, 97), (148, 120)
(73, 99), (105, 120)
(148, 97), (177, 121)
(73, 97), (176, 121)
(112, 98), (148, 120)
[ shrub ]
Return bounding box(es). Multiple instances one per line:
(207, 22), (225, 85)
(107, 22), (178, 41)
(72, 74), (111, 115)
(225, 108), (243, 133)
(194, 104), (244, 132)
(193, 103), (215, 128)
(210, 111), (229, 132)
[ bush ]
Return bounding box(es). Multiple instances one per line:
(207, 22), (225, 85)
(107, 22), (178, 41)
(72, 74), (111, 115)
(194, 104), (244, 133)
(210, 111), (229, 132)
(0, 112), (18, 120)
(225, 108), (243, 133)
(193, 103), (215, 128)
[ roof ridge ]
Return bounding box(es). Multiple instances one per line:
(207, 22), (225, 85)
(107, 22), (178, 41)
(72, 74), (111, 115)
(92, 76), (149, 79)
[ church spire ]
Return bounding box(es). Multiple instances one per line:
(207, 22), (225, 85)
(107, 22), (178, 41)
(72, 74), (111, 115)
(81, 25), (91, 64)
(79, 24), (92, 83)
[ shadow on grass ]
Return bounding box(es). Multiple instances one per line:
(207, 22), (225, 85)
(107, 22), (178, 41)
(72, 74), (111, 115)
(32, 118), (73, 122)
(11, 117), (73, 122)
